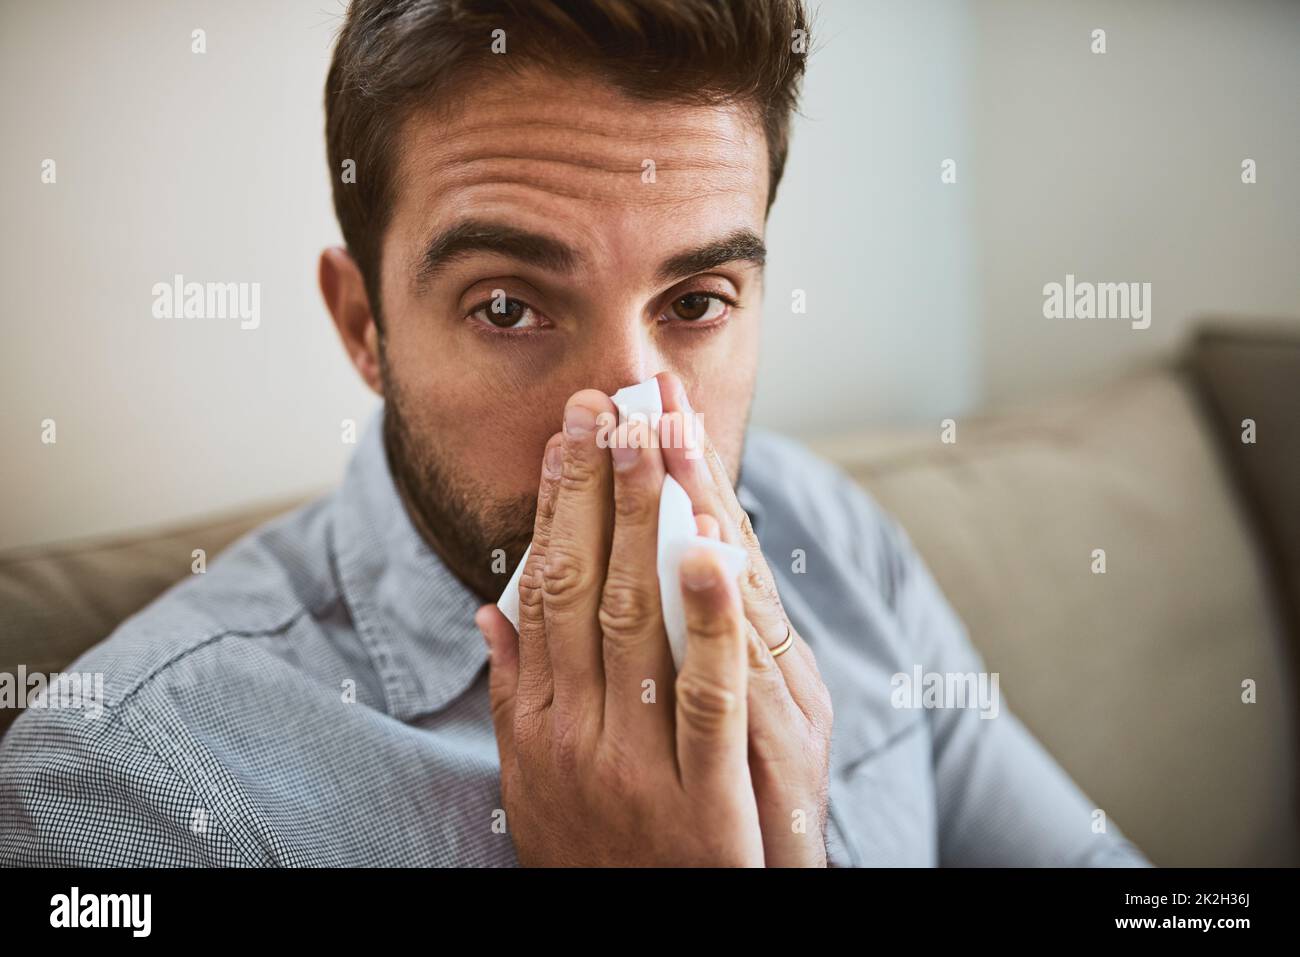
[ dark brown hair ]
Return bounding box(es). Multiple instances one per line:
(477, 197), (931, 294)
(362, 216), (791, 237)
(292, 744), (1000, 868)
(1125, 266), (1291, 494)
(324, 0), (810, 320)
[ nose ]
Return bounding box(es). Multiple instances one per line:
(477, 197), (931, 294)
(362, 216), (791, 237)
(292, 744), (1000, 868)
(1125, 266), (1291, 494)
(581, 319), (668, 396)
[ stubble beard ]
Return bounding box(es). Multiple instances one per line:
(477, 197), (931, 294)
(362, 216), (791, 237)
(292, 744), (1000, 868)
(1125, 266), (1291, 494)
(380, 365), (535, 602)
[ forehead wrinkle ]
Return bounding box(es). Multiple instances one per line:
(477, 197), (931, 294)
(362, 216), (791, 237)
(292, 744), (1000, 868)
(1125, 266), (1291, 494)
(447, 116), (683, 141)
(446, 150), (744, 176)
(432, 134), (762, 200)
(450, 77), (758, 137)
(409, 99), (758, 174)
(394, 138), (758, 226)
(392, 62), (764, 182)
(444, 113), (756, 148)
(436, 159), (759, 204)
(388, 80), (769, 274)
(425, 127), (757, 183)
(438, 175), (757, 211)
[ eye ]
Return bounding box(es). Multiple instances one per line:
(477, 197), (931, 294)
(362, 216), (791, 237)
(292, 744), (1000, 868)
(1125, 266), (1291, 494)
(665, 292), (732, 323)
(468, 294), (544, 330)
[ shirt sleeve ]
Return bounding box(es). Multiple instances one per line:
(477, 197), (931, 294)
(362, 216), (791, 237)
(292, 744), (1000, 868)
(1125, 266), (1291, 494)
(0, 704), (247, 866)
(876, 512), (1151, 867)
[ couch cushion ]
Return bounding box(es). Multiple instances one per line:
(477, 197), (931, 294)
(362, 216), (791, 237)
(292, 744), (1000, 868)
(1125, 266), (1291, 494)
(1189, 318), (1300, 662)
(811, 367), (1299, 866)
(0, 497), (308, 736)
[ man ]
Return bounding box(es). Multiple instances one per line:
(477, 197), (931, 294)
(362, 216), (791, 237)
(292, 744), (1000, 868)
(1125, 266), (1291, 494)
(0, 0), (1146, 866)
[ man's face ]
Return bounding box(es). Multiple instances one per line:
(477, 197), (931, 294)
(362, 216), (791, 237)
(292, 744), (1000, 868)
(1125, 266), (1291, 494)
(373, 66), (770, 597)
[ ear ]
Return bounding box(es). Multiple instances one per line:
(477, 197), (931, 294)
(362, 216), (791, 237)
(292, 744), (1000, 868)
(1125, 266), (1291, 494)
(319, 246), (383, 396)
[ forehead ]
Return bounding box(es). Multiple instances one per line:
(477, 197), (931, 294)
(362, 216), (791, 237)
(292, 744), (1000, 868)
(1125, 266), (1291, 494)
(386, 66), (770, 270)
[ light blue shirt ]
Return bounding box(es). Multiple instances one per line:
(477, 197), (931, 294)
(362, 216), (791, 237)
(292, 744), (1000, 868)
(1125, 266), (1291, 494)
(0, 410), (1148, 866)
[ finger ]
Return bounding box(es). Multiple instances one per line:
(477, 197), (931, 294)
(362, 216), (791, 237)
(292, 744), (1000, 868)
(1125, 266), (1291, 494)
(742, 620), (807, 763)
(656, 372), (745, 548)
(542, 390), (616, 715)
(656, 401), (738, 549)
(601, 420), (673, 741)
(476, 603), (520, 766)
(658, 372), (825, 717)
(695, 513), (721, 540)
(517, 433), (562, 709)
(742, 617), (827, 867)
(674, 548), (749, 794)
(676, 547), (814, 763)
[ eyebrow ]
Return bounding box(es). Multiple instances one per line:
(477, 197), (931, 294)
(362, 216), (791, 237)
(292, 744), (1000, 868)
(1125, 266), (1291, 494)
(413, 219), (766, 288)
(415, 221), (580, 287)
(656, 228), (766, 283)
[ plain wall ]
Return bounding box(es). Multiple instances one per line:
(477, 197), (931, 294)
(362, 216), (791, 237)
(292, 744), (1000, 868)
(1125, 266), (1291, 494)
(972, 0), (1300, 407)
(1, 0), (373, 552)
(2, 0), (1296, 551)
(755, 0), (978, 432)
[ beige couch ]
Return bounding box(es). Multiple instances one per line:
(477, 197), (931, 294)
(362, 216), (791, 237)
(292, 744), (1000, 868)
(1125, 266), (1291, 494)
(3, 320), (1298, 866)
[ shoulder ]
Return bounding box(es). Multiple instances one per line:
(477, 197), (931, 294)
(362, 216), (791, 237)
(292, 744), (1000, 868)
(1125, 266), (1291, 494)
(70, 494), (340, 715)
(0, 495), (341, 865)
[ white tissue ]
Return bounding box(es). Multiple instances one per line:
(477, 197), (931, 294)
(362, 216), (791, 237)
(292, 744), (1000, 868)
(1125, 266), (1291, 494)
(496, 378), (747, 671)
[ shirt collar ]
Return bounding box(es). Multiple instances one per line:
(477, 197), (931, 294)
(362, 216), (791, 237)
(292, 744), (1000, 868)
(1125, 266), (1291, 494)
(332, 408), (487, 723)
(332, 408), (768, 723)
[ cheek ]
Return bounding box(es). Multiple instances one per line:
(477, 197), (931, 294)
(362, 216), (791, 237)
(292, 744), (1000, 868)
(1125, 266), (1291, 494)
(409, 370), (561, 501)
(456, 402), (556, 500)
(381, 331), (560, 503)
(661, 327), (758, 477)
(378, 295), (562, 501)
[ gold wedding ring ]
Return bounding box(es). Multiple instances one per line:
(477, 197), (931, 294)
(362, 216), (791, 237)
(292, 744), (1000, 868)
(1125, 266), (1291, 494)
(768, 624), (795, 659)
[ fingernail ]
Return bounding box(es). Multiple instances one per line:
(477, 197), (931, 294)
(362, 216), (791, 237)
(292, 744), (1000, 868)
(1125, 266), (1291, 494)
(610, 442), (638, 471)
(564, 403), (596, 437)
(681, 553), (718, 591)
(544, 443), (562, 477)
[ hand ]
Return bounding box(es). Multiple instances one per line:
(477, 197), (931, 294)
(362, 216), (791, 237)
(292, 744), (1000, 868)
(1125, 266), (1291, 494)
(657, 373), (834, 868)
(476, 389), (765, 866)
